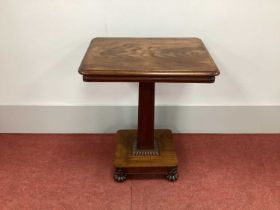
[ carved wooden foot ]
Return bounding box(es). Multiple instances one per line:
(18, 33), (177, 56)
(166, 167), (178, 182)
(113, 168), (127, 182)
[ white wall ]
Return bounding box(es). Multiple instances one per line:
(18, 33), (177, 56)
(1, 0), (280, 106)
(1, 1), (280, 133)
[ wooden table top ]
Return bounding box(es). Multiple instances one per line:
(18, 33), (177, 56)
(79, 38), (219, 83)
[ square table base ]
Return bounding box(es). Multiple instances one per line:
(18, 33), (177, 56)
(113, 129), (178, 182)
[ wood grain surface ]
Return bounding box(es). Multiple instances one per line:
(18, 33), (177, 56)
(79, 37), (219, 83)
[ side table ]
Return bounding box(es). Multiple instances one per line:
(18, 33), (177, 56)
(79, 38), (219, 182)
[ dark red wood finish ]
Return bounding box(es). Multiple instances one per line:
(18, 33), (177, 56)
(137, 82), (155, 150)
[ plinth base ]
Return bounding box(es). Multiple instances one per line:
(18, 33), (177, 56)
(113, 129), (178, 182)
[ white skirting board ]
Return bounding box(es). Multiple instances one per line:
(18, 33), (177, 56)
(0, 106), (279, 133)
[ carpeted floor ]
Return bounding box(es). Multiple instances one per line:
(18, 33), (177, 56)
(0, 134), (279, 210)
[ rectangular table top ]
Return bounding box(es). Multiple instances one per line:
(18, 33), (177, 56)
(79, 38), (219, 83)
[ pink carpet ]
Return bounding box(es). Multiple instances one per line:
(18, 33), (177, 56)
(0, 134), (279, 210)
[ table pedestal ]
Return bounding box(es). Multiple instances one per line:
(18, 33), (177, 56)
(113, 83), (178, 182)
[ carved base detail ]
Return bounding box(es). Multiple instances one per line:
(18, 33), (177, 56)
(132, 138), (160, 156)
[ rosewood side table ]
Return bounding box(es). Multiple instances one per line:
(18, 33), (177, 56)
(79, 38), (219, 182)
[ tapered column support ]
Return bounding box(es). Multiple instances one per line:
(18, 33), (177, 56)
(137, 82), (155, 150)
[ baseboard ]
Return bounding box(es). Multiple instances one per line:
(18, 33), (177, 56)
(0, 106), (279, 133)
